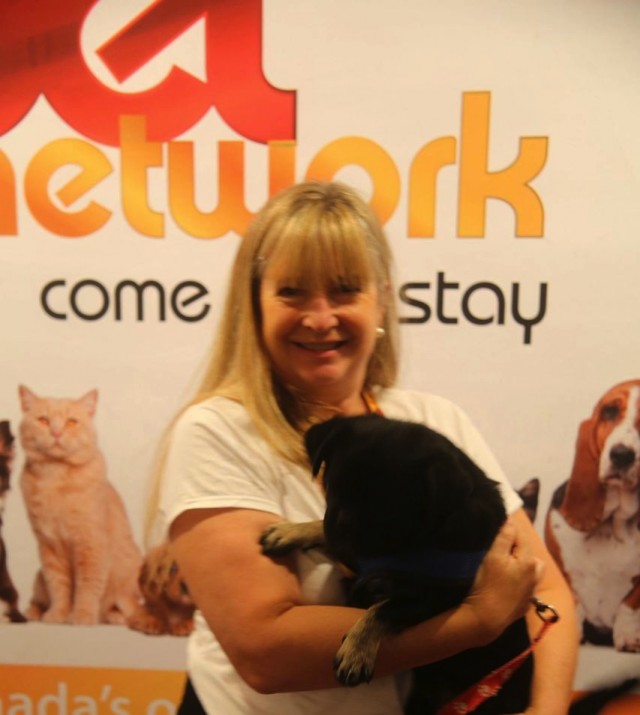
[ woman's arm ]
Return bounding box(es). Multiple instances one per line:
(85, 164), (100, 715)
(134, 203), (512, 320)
(171, 507), (542, 694)
(511, 508), (579, 715)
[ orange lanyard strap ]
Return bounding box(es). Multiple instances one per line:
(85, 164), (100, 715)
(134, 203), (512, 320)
(362, 390), (383, 415)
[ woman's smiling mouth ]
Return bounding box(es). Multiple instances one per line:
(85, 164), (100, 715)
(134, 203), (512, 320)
(294, 340), (347, 352)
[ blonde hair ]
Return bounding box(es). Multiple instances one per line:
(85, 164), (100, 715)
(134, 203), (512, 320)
(146, 182), (399, 541)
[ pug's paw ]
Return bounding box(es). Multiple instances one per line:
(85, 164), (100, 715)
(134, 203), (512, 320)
(259, 520), (324, 556)
(334, 628), (378, 687)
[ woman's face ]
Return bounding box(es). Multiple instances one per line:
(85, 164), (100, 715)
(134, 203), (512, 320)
(259, 259), (384, 410)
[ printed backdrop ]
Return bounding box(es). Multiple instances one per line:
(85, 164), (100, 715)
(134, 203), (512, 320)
(1, 0), (639, 712)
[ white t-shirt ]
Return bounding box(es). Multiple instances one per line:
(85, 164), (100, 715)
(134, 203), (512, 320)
(159, 387), (522, 715)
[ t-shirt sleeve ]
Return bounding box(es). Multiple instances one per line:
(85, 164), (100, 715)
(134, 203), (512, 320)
(158, 400), (285, 532)
(438, 402), (523, 515)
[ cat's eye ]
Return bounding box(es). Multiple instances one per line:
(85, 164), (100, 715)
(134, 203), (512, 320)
(37, 416), (49, 426)
(67, 418), (78, 426)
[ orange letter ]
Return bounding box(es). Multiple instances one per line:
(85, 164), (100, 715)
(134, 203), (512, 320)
(305, 137), (400, 225)
(168, 140), (255, 238)
(0, 150), (17, 235)
(458, 92), (548, 238)
(120, 116), (164, 237)
(268, 141), (296, 197)
(25, 139), (112, 237)
(408, 136), (457, 237)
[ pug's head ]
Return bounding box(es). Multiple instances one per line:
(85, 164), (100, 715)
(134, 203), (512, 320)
(305, 414), (506, 566)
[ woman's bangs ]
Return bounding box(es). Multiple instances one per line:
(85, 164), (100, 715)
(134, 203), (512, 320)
(266, 206), (375, 290)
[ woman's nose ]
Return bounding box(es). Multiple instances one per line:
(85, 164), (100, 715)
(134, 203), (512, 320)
(301, 294), (338, 332)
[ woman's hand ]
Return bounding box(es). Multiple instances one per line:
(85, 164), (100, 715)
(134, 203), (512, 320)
(464, 520), (544, 644)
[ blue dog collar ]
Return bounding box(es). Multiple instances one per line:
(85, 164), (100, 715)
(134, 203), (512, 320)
(356, 548), (487, 580)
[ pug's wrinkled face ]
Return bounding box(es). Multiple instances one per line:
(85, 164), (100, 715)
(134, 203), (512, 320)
(305, 414), (506, 564)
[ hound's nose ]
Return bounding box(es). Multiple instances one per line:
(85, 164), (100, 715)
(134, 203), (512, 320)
(609, 444), (636, 470)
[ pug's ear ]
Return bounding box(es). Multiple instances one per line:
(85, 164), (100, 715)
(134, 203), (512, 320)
(304, 418), (344, 476)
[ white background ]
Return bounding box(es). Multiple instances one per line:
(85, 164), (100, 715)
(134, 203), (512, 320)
(1, 0), (639, 690)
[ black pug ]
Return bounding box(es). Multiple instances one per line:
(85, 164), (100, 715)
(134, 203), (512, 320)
(261, 414), (639, 713)
(262, 413), (535, 714)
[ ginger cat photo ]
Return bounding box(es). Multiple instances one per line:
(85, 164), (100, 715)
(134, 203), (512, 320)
(19, 385), (142, 625)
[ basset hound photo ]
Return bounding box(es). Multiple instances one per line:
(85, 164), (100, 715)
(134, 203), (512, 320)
(545, 379), (640, 652)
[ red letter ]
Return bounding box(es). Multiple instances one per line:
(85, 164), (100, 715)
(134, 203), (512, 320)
(0, 0), (295, 145)
(96, 0), (296, 144)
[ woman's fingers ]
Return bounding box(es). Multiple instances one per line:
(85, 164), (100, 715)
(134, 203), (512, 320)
(493, 519), (518, 554)
(466, 520), (542, 638)
(502, 519), (545, 582)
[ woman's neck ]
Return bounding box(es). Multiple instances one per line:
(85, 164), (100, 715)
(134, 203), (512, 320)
(305, 390), (373, 421)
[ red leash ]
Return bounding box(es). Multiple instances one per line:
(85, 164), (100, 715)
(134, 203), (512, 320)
(436, 598), (560, 715)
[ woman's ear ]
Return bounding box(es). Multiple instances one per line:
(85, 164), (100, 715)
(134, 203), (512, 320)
(377, 281), (391, 325)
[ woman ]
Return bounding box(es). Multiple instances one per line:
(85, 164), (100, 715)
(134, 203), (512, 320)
(157, 182), (578, 714)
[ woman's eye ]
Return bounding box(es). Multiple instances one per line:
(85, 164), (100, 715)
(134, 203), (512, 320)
(277, 286), (303, 298)
(333, 283), (361, 296)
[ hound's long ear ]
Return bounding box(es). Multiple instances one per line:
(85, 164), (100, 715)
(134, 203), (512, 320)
(304, 418), (343, 476)
(560, 418), (606, 531)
